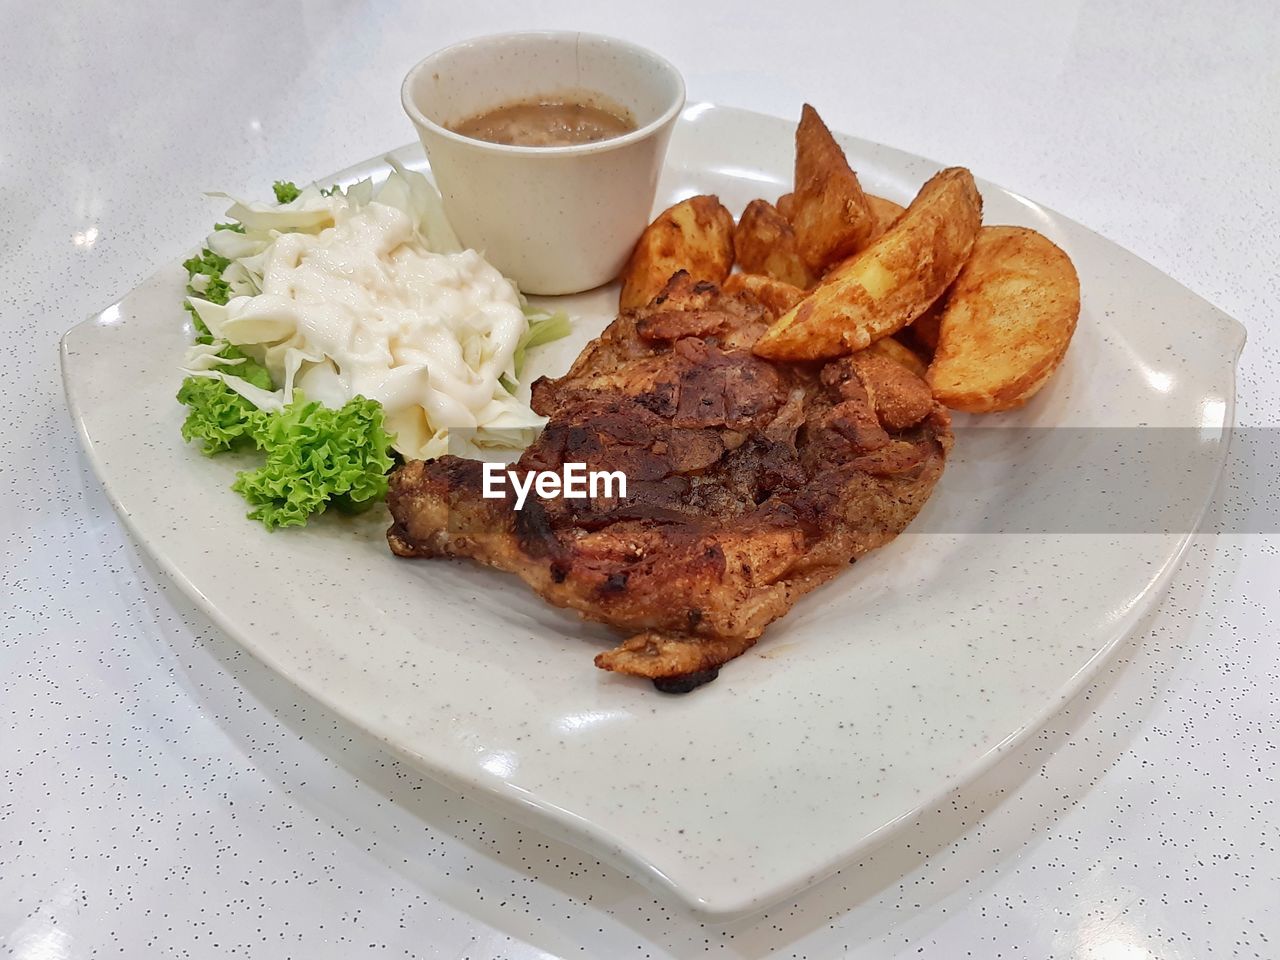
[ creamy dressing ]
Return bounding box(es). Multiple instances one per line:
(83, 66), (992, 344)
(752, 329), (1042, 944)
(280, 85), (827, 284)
(190, 195), (543, 459)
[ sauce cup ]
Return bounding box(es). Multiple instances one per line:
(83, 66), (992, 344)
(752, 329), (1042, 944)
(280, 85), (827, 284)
(401, 32), (685, 295)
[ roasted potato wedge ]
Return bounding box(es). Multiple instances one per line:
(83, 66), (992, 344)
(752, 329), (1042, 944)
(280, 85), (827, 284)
(927, 226), (1080, 412)
(789, 104), (876, 273)
(863, 335), (928, 379)
(619, 195), (735, 311)
(753, 167), (983, 361)
(733, 199), (816, 288)
(776, 191), (797, 221)
(906, 300), (943, 353)
(866, 194), (906, 243)
(723, 272), (807, 319)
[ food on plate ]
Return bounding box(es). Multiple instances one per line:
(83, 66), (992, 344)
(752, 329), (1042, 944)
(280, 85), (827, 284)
(168, 98), (1081, 685)
(927, 226), (1080, 411)
(619, 195), (735, 310)
(450, 95), (636, 147)
(789, 104), (877, 273)
(866, 194), (906, 240)
(753, 167), (983, 361)
(732, 199), (816, 288)
(845, 349), (937, 430)
(722, 272), (806, 319)
(386, 273), (952, 691)
(905, 303), (942, 354)
(863, 335), (929, 379)
(180, 384), (395, 528)
(777, 187), (898, 249)
(177, 167), (568, 527)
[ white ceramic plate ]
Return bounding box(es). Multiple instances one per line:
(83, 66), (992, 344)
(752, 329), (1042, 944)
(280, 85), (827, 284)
(61, 104), (1243, 918)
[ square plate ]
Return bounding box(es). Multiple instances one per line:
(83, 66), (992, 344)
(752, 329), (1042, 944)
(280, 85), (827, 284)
(61, 104), (1243, 918)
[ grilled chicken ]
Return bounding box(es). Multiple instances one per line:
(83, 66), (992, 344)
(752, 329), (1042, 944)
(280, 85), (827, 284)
(387, 272), (952, 691)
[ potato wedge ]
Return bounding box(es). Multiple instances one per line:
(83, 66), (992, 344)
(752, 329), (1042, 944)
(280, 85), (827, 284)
(723, 272), (806, 319)
(906, 300), (942, 353)
(778, 188), (893, 248)
(789, 104), (876, 273)
(753, 167), (983, 361)
(733, 199), (816, 288)
(862, 335), (928, 379)
(865, 194), (906, 243)
(619, 195), (735, 311)
(927, 226), (1080, 412)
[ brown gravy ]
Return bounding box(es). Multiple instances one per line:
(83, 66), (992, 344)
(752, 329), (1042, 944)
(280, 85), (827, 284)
(451, 96), (636, 147)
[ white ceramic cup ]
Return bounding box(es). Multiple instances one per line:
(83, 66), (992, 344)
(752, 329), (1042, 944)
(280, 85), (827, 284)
(401, 32), (685, 296)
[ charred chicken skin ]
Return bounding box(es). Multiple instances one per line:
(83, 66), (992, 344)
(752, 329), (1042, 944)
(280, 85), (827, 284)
(387, 272), (952, 691)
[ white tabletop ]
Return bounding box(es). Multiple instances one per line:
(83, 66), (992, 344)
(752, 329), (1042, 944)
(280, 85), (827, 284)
(4, 2), (1275, 957)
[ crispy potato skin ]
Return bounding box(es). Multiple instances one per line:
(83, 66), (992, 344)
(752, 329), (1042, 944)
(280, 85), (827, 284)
(753, 167), (984, 361)
(906, 302), (942, 354)
(733, 199), (817, 288)
(865, 194), (906, 245)
(778, 189), (897, 247)
(723, 272), (807, 320)
(862, 335), (928, 379)
(927, 226), (1080, 412)
(619, 195), (735, 311)
(789, 104), (876, 273)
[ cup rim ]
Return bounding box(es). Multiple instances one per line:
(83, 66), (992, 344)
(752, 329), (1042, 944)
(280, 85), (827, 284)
(400, 31), (686, 158)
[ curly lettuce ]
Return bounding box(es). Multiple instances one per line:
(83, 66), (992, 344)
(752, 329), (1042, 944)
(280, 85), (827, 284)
(177, 368), (268, 454)
(179, 239), (274, 453)
(178, 179), (398, 529)
(272, 180), (302, 204)
(182, 248), (232, 338)
(176, 171), (566, 529)
(231, 395), (395, 530)
(178, 374), (394, 528)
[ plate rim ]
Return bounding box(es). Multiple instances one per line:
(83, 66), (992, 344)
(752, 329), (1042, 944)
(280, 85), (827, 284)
(60, 102), (1247, 918)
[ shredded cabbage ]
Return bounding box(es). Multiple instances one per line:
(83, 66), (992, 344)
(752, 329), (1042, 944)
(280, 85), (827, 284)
(502, 309), (572, 394)
(176, 169), (568, 529)
(182, 161), (562, 460)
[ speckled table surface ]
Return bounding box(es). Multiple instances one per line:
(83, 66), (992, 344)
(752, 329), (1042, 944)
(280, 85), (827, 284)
(3, 2), (1277, 957)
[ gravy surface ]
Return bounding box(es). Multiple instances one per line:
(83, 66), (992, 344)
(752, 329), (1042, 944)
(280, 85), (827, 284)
(452, 96), (635, 147)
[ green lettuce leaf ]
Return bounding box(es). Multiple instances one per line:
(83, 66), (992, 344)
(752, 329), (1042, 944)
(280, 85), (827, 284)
(183, 244), (234, 345)
(179, 177), (400, 530)
(176, 376), (265, 454)
(272, 180), (302, 204)
(184, 302), (213, 343)
(182, 247), (231, 277)
(175, 347), (273, 453)
(230, 395), (395, 530)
